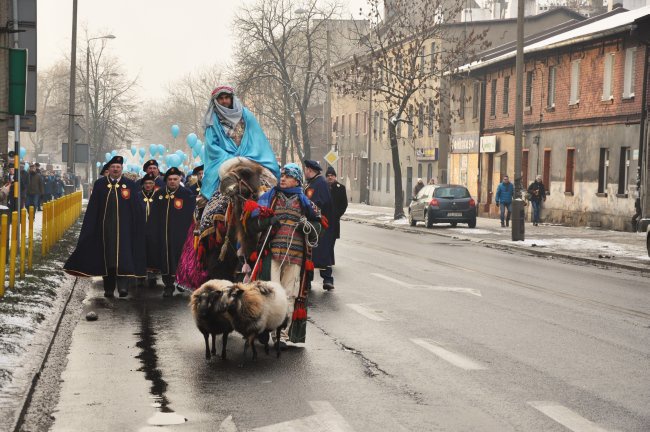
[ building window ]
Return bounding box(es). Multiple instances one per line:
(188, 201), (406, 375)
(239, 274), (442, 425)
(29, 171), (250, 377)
(418, 104), (424, 136)
(598, 148), (609, 194)
(363, 111), (368, 135)
(417, 163), (422, 178)
(566, 148), (575, 194)
(372, 162), (377, 190)
(459, 84), (466, 120)
(341, 115), (345, 138)
(472, 82), (480, 119)
(522, 149), (529, 189)
(490, 79), (497, 116)
(623, 47), (636, 98)
(348, 114), (352, 136)
(543, 149), (551, 194)
(334, 116), (339, 137)
(430, 42), (436, 73)
(355, 112), (359, 136)
(353, 154), (358, 180)
(428, 99), (434, 136)
(602, 53), (615, 101)
(547, 66), (556, 108)
(379, 111), (384, 140)
(618, 147), (631, 195)
(396, 115), (402, 139)
(419, 47), (425, 77)
(427, 163), (433, 183)
(386, 163), (391, 192)
(378, 163), (382, 191)
(373, 111), (379, 139)
(525, 71), (533, 109)
(502, 76), (510, 114)
(570, 60), (580, 105)
(407, 105), (414, 138)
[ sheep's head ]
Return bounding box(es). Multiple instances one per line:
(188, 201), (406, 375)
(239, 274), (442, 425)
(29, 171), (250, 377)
(224, 285), (246, 314)
(207, 289), (229, 315)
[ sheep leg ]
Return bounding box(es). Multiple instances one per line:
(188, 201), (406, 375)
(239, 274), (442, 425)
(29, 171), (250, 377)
(275, 327), (282, 358)
(249, 334), (258, 361)
(202, 331), (211, 359)
(221, 332), (229, 360)
(239, 339), (249, 368)
(211, 333), (217, 357)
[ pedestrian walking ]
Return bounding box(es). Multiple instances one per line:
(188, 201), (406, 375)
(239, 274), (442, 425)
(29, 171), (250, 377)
(64, 156), (146, 297)
(413, 178), (425, 197)
(26, 164), (44, 211)
(147, 167), (196, 297)
(252, 162), (323, 345)
(527, 175), (547, 226)
(325, 166), (347, 267)
(495, 175), (514, 227)
(137, 173), (159, 289)
(303, 159), (334, 291)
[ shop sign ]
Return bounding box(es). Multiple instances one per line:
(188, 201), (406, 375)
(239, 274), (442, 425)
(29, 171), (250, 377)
(480, 135), (497, 153)
(451, 133), (479, 153)
(416, 147), (438, 161)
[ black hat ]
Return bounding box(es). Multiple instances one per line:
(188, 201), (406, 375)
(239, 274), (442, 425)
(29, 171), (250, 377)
(100, 163), (110, 175)
(192, 165), (204, 176)
(140, 173), (156, 185)
(326, 166), (336, 177)
(143, 159), (159, 170)
(303, 159), (322, 172)
(107, 155), (124, 166)
(164, 167), (183, 180)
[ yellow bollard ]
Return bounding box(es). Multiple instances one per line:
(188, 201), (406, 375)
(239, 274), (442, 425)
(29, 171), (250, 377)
(9, 211), (17, 289)
(28, 206), (34, 271)
(20, 208), (26, 278)
(0, 215), (7, 297)
(41, 203), (47, 256)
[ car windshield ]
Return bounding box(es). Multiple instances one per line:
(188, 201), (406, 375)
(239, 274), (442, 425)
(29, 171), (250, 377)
(434, 187), (470, 199)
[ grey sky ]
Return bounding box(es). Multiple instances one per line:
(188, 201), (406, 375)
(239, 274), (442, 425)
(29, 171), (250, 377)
(38, 1), (367, 102)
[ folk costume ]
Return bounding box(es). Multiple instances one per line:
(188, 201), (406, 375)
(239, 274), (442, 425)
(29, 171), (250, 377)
(64, 156), (146, 297)
(147, 168), (196, 296)
(138, 174), (159, 288)
(188, 165), (204, 196)
(143, 159), (165, 190)
(252, 163), (322, 343)
(326, 166), (348, 264)
(303, 160), (334, 290)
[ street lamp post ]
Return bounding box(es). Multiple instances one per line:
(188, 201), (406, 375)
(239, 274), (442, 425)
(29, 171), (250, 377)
(66, 0), (79, 176)
(85, 34), (116, 184)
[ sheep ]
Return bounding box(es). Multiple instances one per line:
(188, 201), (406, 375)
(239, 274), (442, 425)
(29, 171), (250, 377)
(190, 279), (234, 360)
(221, 280), (289, 363)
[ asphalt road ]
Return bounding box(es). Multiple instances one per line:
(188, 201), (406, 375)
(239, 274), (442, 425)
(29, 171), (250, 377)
(29, 221), (650, 431)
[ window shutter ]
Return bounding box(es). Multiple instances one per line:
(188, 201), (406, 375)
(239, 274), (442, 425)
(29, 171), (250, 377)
(623, 48), (636, 98)
(570, 60), (580, 105)
(602, 53), (614, 101)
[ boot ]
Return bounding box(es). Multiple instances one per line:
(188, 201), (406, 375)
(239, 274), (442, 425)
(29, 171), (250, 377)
(163, 284), (174, 297)
(506, 219), (510, 227)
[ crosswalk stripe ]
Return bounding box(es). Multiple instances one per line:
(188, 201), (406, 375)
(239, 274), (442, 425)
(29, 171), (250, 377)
(528, 402), (611, 432)
(371, 273), (482, 297)
(411, 338), (486, 370)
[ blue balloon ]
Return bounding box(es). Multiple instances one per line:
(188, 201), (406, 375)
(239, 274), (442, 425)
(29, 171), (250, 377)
(139, 148), (146, 158)
(186, 133), (198, 148)
(130, 147), (137, 156)
(149, 144), (156, 156)
(157, 144), (165, 155)
(171, 124), (180, 139)
(19, 147), (27, 159)
(105, 152), (111, 162)
(96, 162), (101, 168)
(24, 162), (29, 171)
(169, 154), (182, 167)
(111, 150), (117, 157)
(192, 147), (198, 158)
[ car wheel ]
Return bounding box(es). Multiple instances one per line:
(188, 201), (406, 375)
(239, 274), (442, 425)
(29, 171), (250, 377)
(424, 210), (433, 228)
(468, 218), (476, 228)
(450, 222), (458, 227)
(408, 211), (416, 227)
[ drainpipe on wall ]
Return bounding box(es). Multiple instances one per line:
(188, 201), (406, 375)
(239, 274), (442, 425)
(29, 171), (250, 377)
(631, 26), (649, 230)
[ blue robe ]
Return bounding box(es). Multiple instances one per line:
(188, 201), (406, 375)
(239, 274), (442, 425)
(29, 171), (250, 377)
(201, 108), (280, 199)
(64, 176), (146, 277)
(304, 175), (333, 268)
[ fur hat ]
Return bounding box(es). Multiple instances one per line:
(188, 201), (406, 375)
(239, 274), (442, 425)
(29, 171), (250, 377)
(325, 166), (336, 177)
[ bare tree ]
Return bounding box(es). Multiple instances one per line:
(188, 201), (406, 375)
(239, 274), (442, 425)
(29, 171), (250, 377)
(139, 65), (223, 148)
(332, 0), (489, 218)
(234, 0), (338, 161)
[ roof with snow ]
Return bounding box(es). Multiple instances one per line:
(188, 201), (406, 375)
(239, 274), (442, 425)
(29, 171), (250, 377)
(456, 6), (650, 73)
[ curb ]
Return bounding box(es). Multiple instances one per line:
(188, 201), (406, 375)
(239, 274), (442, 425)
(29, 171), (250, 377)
(342, 215), (650, 276)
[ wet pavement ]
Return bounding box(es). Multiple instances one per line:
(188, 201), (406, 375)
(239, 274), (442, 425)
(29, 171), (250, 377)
(343, 203), (650, 273)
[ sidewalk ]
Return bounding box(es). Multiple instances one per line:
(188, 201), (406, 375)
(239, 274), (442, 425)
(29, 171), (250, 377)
(343, 203), (650, 274)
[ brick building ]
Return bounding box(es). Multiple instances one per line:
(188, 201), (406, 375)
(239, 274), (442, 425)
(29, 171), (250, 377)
(453, 6), (650, 230)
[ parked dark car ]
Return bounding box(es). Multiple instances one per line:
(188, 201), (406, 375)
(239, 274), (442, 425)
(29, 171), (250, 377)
(408, 184), (477, 228)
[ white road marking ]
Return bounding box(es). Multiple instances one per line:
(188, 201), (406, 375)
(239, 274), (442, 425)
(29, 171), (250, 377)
(411, 338), (486, 370)
(528, 402), (611, 432)
(346, 304), (386, 321)
(252, 401), (355, 432)
(371, 273), (482, 297)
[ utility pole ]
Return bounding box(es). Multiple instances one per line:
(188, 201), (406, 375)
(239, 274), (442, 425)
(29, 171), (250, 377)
(12, 0), (21, 218)
(66, 0), (78, 176)
(511, 0), (525, 241)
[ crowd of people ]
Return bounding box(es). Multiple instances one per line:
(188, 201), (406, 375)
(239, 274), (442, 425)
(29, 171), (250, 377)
(0, 163), (73, 211)
(64, 85), (348, 347)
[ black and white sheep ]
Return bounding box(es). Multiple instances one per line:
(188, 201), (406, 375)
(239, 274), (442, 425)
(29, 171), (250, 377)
(221, 280), (288, 363)
(190, 279), (234, 360)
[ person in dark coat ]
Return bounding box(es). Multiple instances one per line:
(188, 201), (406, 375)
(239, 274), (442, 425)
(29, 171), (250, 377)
(143, 159), (165, 190)
(303, 159), (334, 291)
(64, 155), (146, 297)
(325, 166), (347, 265)
(188, 165), (204, 196)
(527, 175), (547, 226)
(138, 173), (158, 288)
(147, 167), (196, 297)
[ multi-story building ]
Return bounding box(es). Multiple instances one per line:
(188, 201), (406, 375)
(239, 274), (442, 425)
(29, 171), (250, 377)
(452, 6), (650, 230)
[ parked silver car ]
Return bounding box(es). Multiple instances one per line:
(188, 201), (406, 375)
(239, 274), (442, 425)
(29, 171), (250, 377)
(408, 184), (477, 228)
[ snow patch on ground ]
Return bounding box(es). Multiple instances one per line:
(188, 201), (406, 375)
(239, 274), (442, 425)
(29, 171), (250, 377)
(454, 229), (492, 235)
(504, 238), (637, 256)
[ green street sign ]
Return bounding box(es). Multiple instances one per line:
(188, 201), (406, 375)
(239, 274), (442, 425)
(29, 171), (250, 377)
(8, 48), (28, 116)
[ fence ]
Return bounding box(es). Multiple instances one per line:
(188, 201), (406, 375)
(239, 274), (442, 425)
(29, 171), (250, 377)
(0, 191), (83, 297)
